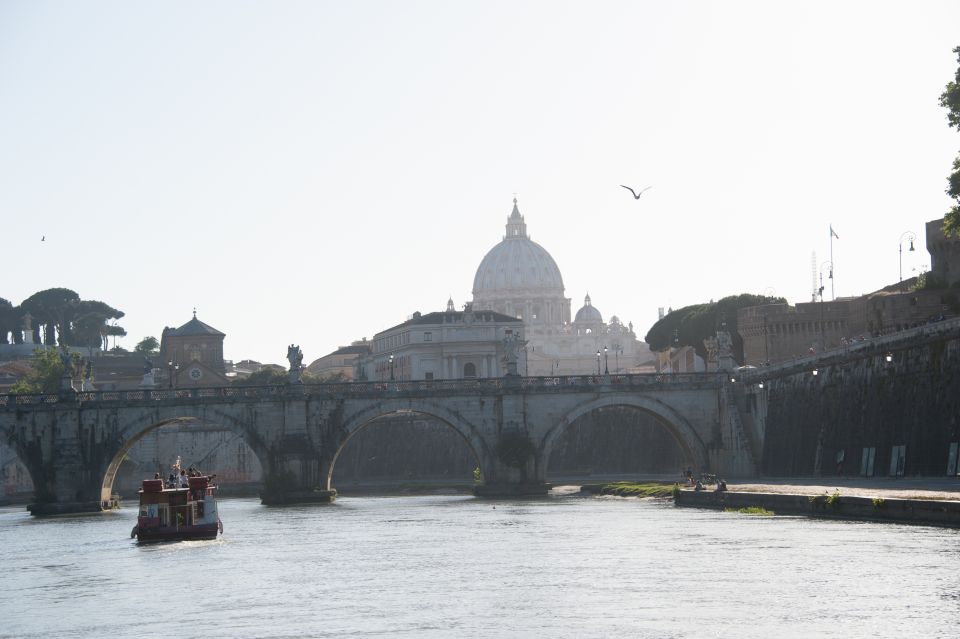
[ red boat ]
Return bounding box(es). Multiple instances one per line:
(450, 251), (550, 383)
(132, 474), (223, 543)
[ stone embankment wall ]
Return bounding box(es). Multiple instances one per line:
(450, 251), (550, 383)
(676, 489), (960, 527)
(740, 322), (960, 478)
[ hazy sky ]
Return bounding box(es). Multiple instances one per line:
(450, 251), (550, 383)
(2, 1), (959, 365)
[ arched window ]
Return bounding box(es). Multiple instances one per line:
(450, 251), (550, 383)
(463, 362), (477, 378)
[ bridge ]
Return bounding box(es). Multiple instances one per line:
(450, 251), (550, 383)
(0, 372), (754, 515)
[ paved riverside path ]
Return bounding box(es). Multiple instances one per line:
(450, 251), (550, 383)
(724, 476), (960, 502)
(553, 474), (960, 502)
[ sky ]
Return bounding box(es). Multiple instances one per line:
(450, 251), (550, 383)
(2, 1), (959, 365)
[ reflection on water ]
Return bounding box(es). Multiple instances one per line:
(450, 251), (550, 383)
(1, 495), (959, 638)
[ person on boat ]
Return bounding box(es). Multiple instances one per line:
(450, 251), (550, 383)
(179, 469), (189, 487)
(167, 472), (176, 488)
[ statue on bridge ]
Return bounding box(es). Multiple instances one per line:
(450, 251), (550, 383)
(287, 344), (304, 384)
(501, 332), (526, 377)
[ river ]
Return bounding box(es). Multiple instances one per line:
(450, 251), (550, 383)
(1, 493), (958, 638)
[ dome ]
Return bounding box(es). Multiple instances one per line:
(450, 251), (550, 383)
(574, 294), (603, 323)
(472, 199), (565, 296)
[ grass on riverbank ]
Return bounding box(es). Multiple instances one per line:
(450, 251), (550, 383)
(725, 506), (775, 516)
(581, 481), (677, 498)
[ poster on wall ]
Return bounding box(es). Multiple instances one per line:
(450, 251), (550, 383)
(948, 442), (959, 476)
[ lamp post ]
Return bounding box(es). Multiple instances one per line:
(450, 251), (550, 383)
(167, 361), (179, 389)
(899, 231), (916, 292)
(818, 261), (833, 353)
(603, 346), (609, 375)
(596, 350), (601, 375)
(388, 354), (395, 381)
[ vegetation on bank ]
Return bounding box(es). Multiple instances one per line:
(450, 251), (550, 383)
(725, 506), (775, 516)
(581, 481), (677, 498)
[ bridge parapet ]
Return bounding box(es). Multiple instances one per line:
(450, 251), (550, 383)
(0, 372), (723, 410)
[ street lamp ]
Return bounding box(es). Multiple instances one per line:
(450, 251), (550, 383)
(167, 361), (179, 389)
(899, 231), (916, 292)
(596, 350), (601, 375)
(603, 346), (609, 375)
(818, 261), (833, 353)
(388, 354), (395, 381)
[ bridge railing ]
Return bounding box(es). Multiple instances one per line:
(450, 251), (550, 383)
(0, 372), (721, 408)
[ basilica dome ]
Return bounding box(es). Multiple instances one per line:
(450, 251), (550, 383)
(574, 294), (603, 323)
(472, 199), (565, 296)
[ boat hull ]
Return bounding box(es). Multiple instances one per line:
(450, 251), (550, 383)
(135, 524), (220, 543)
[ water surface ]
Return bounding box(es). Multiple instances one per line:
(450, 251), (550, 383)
(1, 494), (958, 638)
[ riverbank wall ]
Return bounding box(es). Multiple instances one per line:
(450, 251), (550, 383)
(734, 319), (960, 479)
(675, 489), (960, 527)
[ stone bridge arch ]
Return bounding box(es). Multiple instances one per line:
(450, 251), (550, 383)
(328, 399), (491, 489)
(98, 408), (271, 504)
(540, 394), (711, 476)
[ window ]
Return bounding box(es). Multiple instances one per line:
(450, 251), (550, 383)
(463, 362), (477, 378)
(425, 372), (434, 380)
(424, 332), (432, 342)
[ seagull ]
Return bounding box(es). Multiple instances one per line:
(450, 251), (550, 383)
(620, 185), (652, 199)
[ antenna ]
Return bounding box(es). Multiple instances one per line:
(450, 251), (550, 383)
(811, 252), (818, 301)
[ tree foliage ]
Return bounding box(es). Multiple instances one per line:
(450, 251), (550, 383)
(230, 367), (350, 386)
(20, 288), (80, 345)
(644, 294), (785, 363)
(9, 348), (69, 394)
(134, 336), (160, 356)
(1, 289), (125, 349)
(0, 298), (17, 345)
(941, 45), (960, 236)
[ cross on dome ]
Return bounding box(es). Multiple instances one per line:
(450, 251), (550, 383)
(505, 198), (528, 239)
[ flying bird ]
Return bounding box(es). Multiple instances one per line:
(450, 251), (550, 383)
(620, 185), (652, 199)
(41, 236), (45, 241)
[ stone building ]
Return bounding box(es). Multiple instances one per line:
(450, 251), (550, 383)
(307, 340), (372, 381)
(738, 218), (959, 366)
(357, 303), (525, 381)
(927, 217), (960, 287)
(159, 311), (228, 387)
(470, 199), (653, 375)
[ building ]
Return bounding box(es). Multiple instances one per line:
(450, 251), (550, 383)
(158, 312), (228, 387)
(470, 199), (653, 375)
(927, 217), (960, 287)
(738, 218), (960, 365)
(357, 303), (525, 381)
(307, 340), (372, 381)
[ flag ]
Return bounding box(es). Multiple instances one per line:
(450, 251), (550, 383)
(830, 225), (839, 239)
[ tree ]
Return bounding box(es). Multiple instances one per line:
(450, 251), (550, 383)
(941, 45), (960, 236)
(67, 300), (124, 349)
(134, 336), (160, 356)
(9, 348), (68, 394)
(20, 288), (80, 346)
(102, 324), (127, 350)
(232, 367), (288, 386)
(644, 294), (785, 363)
(0, 298), (15, 344)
